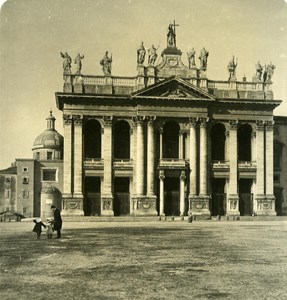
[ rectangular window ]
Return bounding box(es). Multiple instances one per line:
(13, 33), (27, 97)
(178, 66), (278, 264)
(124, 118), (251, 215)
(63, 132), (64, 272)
(42, 169), (57, 182)
(22, 167), (29, 172)
(22, 177), (29, 184)
(22, 190), (29, 199)
(47, 152), (53, 160)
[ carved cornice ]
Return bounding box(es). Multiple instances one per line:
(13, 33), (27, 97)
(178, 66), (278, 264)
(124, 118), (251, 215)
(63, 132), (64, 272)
(63, 114), (72, 125)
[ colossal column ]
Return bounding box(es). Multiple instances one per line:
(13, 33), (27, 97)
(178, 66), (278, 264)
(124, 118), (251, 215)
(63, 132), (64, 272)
(159, 170), (165, 216)
(101, 116), (114, 216)
(136, 116), (145, 196)
(62, 114), (73, 214)
(179, 130), (183, 159)
(265, 121), (274, 198)
(180, 171), (186, 216)
(199, 118), (208, 196)
(188, 118), (197, 210)
(73, 115), (83, 202)
(227, 120), (239, 216)
(147, 116), (156, 196)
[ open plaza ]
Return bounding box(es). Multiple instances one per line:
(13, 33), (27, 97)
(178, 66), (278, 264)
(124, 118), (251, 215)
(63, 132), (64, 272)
(1, 218), (287, 300)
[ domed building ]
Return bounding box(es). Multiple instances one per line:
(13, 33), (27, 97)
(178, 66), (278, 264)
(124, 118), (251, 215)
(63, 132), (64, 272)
(0, 111), (63, 218)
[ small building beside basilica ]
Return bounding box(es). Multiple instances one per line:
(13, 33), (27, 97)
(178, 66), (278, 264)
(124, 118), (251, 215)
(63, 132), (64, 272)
(1, 23), (287, 218)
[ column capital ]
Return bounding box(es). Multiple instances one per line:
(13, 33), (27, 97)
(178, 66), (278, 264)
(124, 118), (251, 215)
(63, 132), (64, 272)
(180, 170), (186, 181)
(189, 117), (198, 127)
(133, 115), (145, 125)
(199, 117), (209, 127)
(159, 170), (165, 180)
(228, 120), (238, 130)
(256, 120), (265, 131)
(146, 115), (156, 125)
(103, 115), (113, 126)
(63, 114), (72, 125)
(73, 114), (83, 125)
(265, 120), (274, 131)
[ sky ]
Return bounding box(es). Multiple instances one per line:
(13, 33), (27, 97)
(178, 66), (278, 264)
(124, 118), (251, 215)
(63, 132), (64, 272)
(0, 0), (287, 170)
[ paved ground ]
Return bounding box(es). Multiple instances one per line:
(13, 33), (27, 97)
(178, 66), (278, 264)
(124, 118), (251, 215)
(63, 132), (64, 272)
(0, 219), (287, 300)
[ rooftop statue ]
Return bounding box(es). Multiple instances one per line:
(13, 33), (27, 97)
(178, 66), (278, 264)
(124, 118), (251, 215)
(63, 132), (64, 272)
(266, 63), (276, 81)
(100, 51), (112, 76)
(74, 53), (84, 75)
(167, 24), (176, 47)
(199, 47), (209, 71)
(148, 45), (159, 65)
(187, 48), (196, 68)
(227, 56), (238, 80)
(255, 61), (263, 81)
(60, 52), (72, 74)
(137, 42), (146, 65)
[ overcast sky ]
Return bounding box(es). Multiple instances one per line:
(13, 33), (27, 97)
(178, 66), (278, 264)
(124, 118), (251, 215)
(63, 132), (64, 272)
(0, 0), (287, 169)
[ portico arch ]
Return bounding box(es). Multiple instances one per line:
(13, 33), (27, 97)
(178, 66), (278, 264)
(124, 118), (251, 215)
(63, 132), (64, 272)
(163, 120), (180, 158)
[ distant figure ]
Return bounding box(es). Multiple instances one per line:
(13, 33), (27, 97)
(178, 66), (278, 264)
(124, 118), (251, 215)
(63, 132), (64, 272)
(199, 47), (209, 70)
(51, 205), (62, 238)
(148, 45), (158, 65)
(255, 61), (263, 81)
(227, 56), (238, 80)
(60, 52), (72, 74)
(32, 218), (46, 239)
(74, 53), (84, 75)
(137, 42), (146, 65)
(167, 24), (176, 47)
(100, 51), (112, 75)
(46, 218), (54, 239)
(266, 63), (276, 81)
(187, 48), (196, 68)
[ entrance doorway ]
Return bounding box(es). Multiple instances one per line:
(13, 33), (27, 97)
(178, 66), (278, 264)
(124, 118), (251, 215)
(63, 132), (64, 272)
(211, 178), (226, 216)
(84, 177), (101, 216)
(239, 179), (253, 216)
(164, 177), (180, 216)
(114, 178), (130, 216)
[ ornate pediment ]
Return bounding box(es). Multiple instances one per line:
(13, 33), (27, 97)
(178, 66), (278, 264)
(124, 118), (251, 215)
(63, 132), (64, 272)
(132, 76), (215, 100)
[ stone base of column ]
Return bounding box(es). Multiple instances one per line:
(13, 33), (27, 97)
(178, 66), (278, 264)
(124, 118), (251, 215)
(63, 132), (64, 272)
(189, 195), (211, 216)
(131, 195), (158, 216)
(61, 195), (84, 216)
(226, 194), (240, 216)
(101, 195), (114, 216)
(255, 195), (276, 216)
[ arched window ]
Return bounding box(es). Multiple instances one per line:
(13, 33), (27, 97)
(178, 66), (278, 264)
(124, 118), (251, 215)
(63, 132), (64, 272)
(210, 123), (226, 161)
(238, 124), (252, 161)
(163, 121), (179, 158)
(113, 120), (130, 159)
(84, 120), (101, 158)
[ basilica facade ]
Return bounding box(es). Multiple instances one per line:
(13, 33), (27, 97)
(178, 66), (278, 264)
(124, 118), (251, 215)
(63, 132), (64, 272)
(55, 24), (283, 218)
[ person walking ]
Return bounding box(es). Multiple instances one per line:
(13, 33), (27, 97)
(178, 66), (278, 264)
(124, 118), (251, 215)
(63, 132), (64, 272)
(51, 205), (62, 238)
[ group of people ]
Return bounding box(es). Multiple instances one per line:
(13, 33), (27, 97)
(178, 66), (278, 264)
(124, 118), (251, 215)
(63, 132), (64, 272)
(32, 205), (62, 240)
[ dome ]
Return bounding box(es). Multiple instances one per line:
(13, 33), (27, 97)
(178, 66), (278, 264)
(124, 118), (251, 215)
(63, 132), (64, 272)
(32, 111), (63, 151)
(32, 129), (63, 150)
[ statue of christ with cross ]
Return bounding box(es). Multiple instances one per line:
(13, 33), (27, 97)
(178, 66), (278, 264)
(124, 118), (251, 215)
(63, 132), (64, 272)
(167, 20), (179, 48)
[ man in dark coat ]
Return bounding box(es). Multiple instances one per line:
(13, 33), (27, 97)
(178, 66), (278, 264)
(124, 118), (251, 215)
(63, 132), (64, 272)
(51, 205), (62, 238)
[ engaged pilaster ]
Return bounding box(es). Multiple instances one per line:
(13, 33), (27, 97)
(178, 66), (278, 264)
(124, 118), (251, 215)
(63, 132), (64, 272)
(159, 170), (165, 216)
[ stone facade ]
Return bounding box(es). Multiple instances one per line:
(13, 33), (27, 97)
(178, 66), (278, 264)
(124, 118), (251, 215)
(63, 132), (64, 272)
(55, 24), (284, 217)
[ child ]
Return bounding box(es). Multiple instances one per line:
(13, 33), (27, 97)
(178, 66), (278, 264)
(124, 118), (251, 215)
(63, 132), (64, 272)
(32, 218), (46, 239)
(46, 218), (54, 239)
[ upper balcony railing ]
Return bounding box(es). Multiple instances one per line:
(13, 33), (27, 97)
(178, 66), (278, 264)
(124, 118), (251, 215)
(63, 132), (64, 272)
(207, 80), (268, 91)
